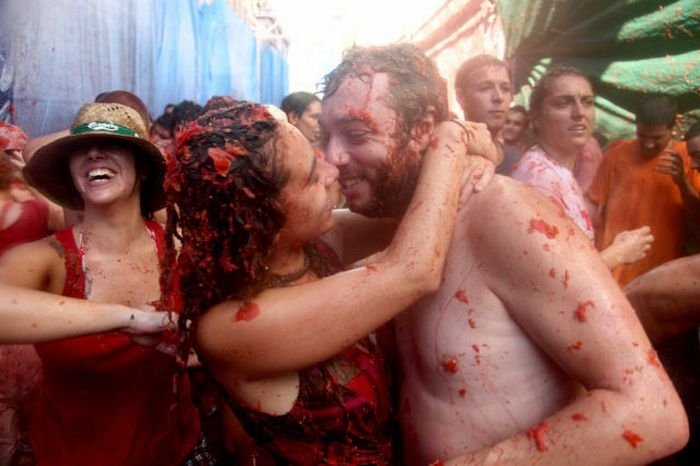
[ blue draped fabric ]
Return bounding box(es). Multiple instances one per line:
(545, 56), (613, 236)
(152, 0), (200, 116)
(261, 45), (289, 106)
(0, 0), (288, 135)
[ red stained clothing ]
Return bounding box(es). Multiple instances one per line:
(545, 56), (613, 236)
(30, 222), (201, 466)
(587, 138), (700, 285)
(223, 241), (395, 465)
(0, 199), (49, 462)
(512, 145), (594, 241)
(0, 200), (50, 256)
(0, 344), (42, 462)
(228, 340), (394, 465)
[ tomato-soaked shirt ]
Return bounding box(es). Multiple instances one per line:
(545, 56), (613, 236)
(587, 138), (700, 286)
(0, 200), (50, 257)
(512, 145), (594, 241)
(223, 240), (395, 465)
(31, 222), (200, 466)
(0, 200), (49, 462)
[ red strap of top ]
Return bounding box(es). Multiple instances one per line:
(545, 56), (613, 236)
(53, 227), (85, 298)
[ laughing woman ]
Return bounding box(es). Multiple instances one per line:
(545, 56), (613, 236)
(0, 103), (209, 466)
(163, 101), (497, 465)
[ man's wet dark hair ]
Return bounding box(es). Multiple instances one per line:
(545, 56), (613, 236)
(635, 94), (678, 129)
(322, 43), (449, 139)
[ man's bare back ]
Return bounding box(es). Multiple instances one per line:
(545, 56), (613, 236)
(395, 175), (687, 465)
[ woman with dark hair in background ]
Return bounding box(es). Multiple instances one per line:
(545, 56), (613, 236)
(280, 91), (322, 144)
(511, 65), (653, 270)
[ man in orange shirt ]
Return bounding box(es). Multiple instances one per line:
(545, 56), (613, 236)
(587, 94), (700, 286)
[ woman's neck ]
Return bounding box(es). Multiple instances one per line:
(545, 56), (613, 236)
(538, 141), (580, 171)
(266, 245), (307, 276)
(78, 203), (148, 254)
(261, 244), (315, 288)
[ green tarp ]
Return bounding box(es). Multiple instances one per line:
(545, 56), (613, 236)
(496, 0), (700, 141)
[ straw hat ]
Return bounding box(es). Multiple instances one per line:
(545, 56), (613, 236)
(24, 103), (165, 212)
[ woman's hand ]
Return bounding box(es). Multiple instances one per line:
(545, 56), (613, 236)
(121, 306), (178, 355)
(601, 226), (654, 269)
(460, 120), (503, 166)
(431, 121), (498, 206)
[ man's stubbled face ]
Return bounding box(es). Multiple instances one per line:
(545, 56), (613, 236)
(321, 72), (421, 218)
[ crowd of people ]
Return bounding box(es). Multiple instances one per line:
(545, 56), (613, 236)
(0, 42), (698, 465)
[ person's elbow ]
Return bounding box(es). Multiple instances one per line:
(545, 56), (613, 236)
(386, 255), (440, 298)
(657, 399), (690, 457)
(420, 263), (444, 294)
(638, 382), (689, 458)
(406, 256), (444, 295)
(385, 242), (446, 296)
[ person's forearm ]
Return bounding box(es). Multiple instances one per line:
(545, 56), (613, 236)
(0, 283), (130, 343)
(446, 386), (687, 465)
(600, 246), (621, 270)
(384, 121), (466, 288)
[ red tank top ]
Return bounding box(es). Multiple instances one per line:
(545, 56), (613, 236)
(0, 200), (49, 256)
(31, 222), (200, 466)
(223, 241), (396, 465)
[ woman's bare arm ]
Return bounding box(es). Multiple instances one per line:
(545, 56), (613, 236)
(196, 121), (470, 377)
(0, 240), (171, 343)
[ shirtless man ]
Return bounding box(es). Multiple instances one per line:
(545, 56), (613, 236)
(320, 43), (687, 465)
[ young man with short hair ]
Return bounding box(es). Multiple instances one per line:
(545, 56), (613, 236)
(454, 54), (512, 140)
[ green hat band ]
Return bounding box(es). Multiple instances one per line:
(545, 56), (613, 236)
(72, 122), (140, 138)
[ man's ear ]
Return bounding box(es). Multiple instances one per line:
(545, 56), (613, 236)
(409, 105), (437, 153)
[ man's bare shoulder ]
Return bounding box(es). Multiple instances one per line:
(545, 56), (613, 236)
(459, 174), (594, 263)
(462, 175), (559, 224)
